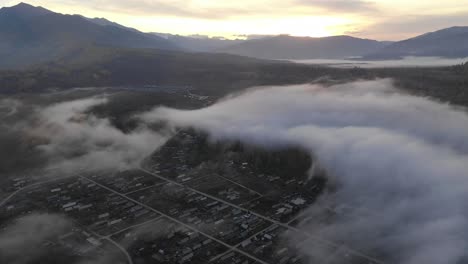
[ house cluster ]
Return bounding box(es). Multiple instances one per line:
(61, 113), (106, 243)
(241, 225), (303, 264)
(149, 186), (271, 245)
(213, 251), (257, 264)
(40, 178), (157, 236)
(118, 218), (226, 264)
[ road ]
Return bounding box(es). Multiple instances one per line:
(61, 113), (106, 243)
(80, 175), (270, 264)
(216, 174), (263, 196)
(0, 177), (64, 207)
(0, 169), (383, 264)
(103, 216), (162, 239)
(105, 237), (134, 264)
(139, 167), (385, 264)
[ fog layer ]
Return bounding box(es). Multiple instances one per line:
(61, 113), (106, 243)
(141, 79), (468, 264)
(293, 56), (468, 68)
(0, 213), (72, 264)
(0, 96), (168, 173)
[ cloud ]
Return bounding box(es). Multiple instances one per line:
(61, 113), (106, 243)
(30, 97), (169, 172)
(0, 99), (47, 174)
(0, 213), (72, 264)
(7, 0), (468, 40)
(24, 0), (374, 20)
(0, 96), (169, 174)
(38, 0), (257, 19)
(141, 79), (468, 264)
(295, 0), (377, 13)
(0, 98), (21, 117)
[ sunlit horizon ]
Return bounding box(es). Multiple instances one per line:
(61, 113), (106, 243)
(2, 0), (468, 41)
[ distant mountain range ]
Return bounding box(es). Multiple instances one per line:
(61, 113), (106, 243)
(214, 35), (391, 60)
(153, 27), (468, 61)
(151, 33), (245, 52)
(1, 2), (468, 69)
(0, 3), (178, 69)
(364, 27), (468, 59)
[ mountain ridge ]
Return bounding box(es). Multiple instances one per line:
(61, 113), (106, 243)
(214, 34), (391, 60)
(364, 26), (468, 59)
(2, 2), (468, 69)
(0, 3), (179, 69)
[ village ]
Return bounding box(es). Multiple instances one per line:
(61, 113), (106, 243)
(0, 129), (381, 264)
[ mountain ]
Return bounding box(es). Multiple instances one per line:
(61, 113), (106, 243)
(0, 45), (351, 95)
(150, 33), (245, 52)
(364, 27), (468, 59)
(0, 3), (179, 69)
(215, 35), (390, 60)
(85, 16), (140, 33)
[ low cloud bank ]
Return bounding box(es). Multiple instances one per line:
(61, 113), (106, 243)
(32, 97), (168, 172)
(0, 213), (72, 264)
(0, 98), (21, 117)
(141, 79), (468, 264)
(293, 56), (468, 68)
(0, 96), (169, 174)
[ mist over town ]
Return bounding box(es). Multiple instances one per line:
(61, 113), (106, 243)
(1, 1), (468, 264)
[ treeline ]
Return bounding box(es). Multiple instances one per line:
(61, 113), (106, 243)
(0, 46), (368, 96)
(1, 45), (468, 107)
(162, 130), (313, 180)
(373, 63), (468, 107)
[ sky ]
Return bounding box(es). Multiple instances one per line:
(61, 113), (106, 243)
(2, 0), (468, 40)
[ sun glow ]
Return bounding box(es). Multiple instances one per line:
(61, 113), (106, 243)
(126, 15), (351, 39)
(266, 16), (350, 37)
(6, 0), (468, 40)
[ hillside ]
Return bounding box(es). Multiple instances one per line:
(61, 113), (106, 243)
(364, 27), (468, 59)
(0, 3), (178, 69)
(215, 35), (389, 60)
(0, 46), (354, 95)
